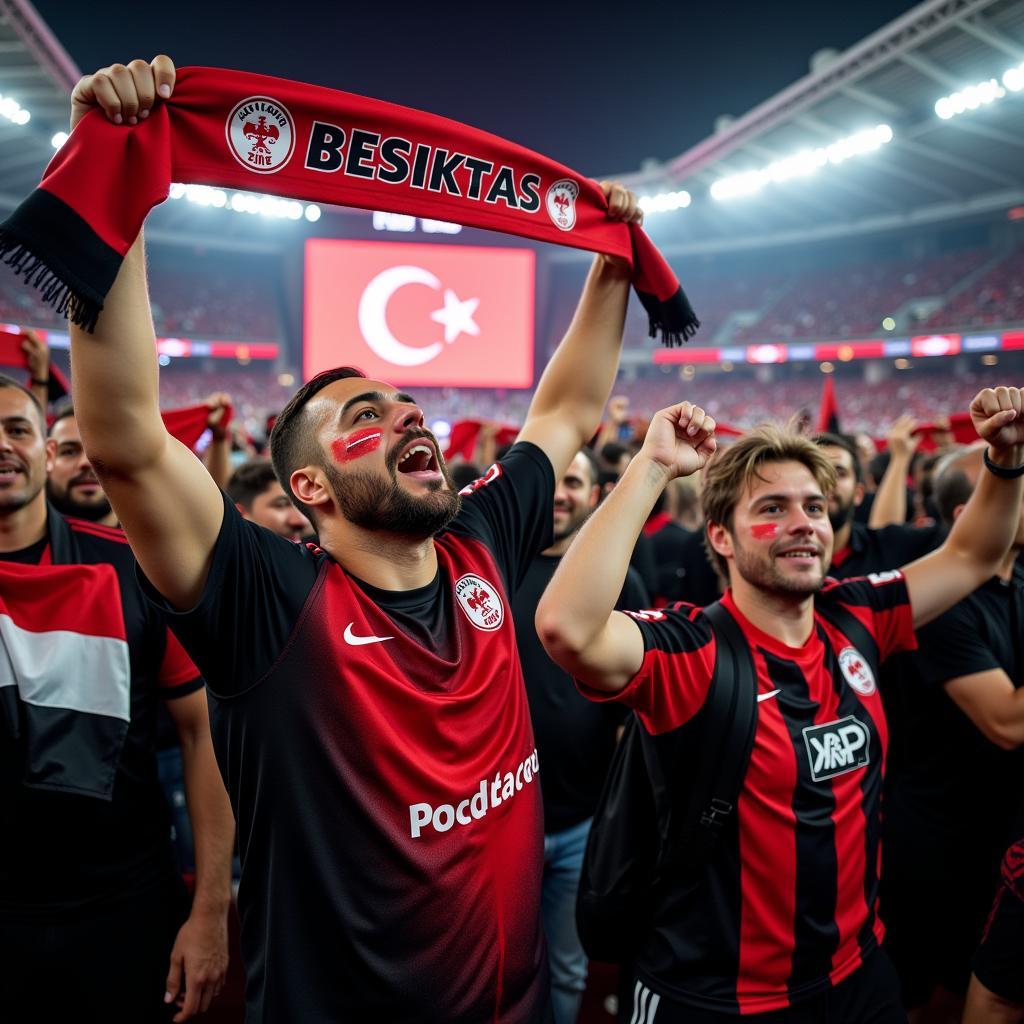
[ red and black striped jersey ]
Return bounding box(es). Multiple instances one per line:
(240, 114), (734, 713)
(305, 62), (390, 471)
(581, 572), (916, 1014)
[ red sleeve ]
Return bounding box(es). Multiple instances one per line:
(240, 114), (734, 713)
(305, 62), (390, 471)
(821, 570), (917, 661)
(159, 627), (203, 698)
(576, 605), (717, 735)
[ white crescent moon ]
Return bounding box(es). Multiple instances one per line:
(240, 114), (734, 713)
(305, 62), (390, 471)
(357, 265), (443, 367)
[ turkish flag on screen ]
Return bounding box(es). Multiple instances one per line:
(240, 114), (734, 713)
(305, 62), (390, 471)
(304, 239), (535, 388)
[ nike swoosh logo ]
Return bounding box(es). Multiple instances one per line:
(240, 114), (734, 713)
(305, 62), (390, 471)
(343, 623), (394, 646)
(757, 689), (781, 703)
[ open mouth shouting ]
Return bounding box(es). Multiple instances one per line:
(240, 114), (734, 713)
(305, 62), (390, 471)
(394, 437), (443, 484)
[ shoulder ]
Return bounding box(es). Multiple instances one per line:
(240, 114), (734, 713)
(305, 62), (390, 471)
(62, 516), (136, 570)
(624, 602), (715, 654)
(820, 569), (908, 607)
(455, 441), (553, 501)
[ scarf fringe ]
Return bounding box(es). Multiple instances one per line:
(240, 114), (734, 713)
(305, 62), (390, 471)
(649, 318), (699, 348)
(0, 232), (101, 333)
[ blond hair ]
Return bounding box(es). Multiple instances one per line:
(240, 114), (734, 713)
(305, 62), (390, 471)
(701, 425), (837, 581)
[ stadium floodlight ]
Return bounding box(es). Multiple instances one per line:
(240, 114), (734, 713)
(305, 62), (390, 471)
(638, 190), (691, 215)
(51, 131), (69, 149)
(168, 182), (320, 221)
(0, 94), (30, 126)
(710, 125), (893, 201)
(935, 62), (1024, 119)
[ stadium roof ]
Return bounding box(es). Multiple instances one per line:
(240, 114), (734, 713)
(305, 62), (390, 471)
(1, 0), (1022, 257)
(615, 0), (1024, 256)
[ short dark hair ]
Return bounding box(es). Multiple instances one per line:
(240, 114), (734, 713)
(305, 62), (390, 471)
(600, 442), (629, 468)
(0, 373), (45, 429)
(49, 401), (75, 434)
(269, 367), (366, 519)
(226, 458), (280, 510)
(573, 447), (601, 489)
(813, 432), (863, 485)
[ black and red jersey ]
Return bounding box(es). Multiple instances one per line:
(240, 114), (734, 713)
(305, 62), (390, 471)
(581, 573), (916, 1014)
(0, 508), (202, 919)
(145, 442), (555, 1022)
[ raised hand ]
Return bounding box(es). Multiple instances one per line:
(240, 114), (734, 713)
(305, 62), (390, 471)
(970, 387), (1024, 453)
(887, 414), (920, 459)
(20, 328), (49, 383)
(640, 401), (717, 480)
(70, 55), (176, 131)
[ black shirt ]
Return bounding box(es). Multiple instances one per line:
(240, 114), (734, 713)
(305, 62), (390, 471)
(0, 511), (201, 920)
(828, 521), (944, 580)
(651, 522), (721, 606)
(142, 443), (556, 1023)
(513, 557), (647, 833)
(886, 567), (1024, 881)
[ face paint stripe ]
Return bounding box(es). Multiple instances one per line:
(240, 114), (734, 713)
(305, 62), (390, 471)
(751, 523), (778, 540)
(331, 429), (383, 464)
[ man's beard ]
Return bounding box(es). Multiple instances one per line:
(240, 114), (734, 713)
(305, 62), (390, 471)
(46, 480), (113, 523)
(551, 506), (591, 544)
(828, 496), (856, 533)
(731, 535), (826, 598)
(325, 433), (461, 539)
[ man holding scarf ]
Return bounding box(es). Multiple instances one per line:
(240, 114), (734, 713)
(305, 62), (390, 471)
(63, 56), (640, 1023)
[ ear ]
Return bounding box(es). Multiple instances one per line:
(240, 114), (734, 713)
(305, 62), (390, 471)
(290, 464), (332, 516)
(853, 481), (866, 508)
(707, 520), (734, 562)
(234, 502), (251, 521)
(587, 484), (600, 510)
(44, 437), (57, 475)
(952, 502), (967, 522)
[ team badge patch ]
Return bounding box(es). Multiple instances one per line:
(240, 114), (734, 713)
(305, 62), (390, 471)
(458, 462), (503, 496)
(225, 96), (295, 174)
(546, 179), (579, 231)
(454, 573), (504, 631)
(838, 646), (876, 696)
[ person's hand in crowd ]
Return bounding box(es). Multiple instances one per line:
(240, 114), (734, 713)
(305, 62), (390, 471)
(887, 414), (920, 460)
(639, 401), (717, 480)
(203, 392), (233, 440)
(20, 328), (49, 384)
(970, 387), (1024, 455)
(70, 55), (175, 131)
(164, 910), (228, 1021)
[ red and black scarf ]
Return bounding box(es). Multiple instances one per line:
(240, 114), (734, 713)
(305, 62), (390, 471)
(0, 66), (698, 343)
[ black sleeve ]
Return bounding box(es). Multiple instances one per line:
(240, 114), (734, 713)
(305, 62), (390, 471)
(877, 522), (945, 564)
(446, 441), (555, 594)
(616, 566), (650, 612)
(138, 491), (320, 698)
(914, 599), (1000, 688)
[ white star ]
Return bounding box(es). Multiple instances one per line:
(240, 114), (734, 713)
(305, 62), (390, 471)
(430, 288), (480, 345)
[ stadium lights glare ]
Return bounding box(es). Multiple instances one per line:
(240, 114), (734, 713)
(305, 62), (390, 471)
(935, 62), (1024, 119)
(638, 190), (691, 214)
(710, 124), (893, 201)
(51, 131), (69, 149)
(0, 94), (30, 126)
(168, 183), (320, 222)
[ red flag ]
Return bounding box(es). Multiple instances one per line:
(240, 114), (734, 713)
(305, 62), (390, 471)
(161, 402), (234, 452)
(444, 420), (518, 460)
(816, 376), (840, 434)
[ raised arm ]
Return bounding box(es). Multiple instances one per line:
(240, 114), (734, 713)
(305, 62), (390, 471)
(868, 415), (917, 528)
(536, 401), (716, 692)
(67, 57), (224, 610)
(903, 387), (1024, 627)
(516, 183), (637, 480)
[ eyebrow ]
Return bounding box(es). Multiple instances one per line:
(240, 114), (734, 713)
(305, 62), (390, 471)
(338, 391), (416, 419)
(751, 491), (827, 506)
(2, 416), (35, 429)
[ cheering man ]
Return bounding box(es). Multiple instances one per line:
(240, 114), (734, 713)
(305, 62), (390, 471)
(537, 389), (1024, 1023)
(67, 55), (638, 1022)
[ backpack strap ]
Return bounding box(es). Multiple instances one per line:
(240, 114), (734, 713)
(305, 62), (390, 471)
(657, 600), (759, 872)
(814, 597), (880, 669)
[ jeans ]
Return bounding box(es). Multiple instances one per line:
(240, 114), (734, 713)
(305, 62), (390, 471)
(542, 817), (592, 1024)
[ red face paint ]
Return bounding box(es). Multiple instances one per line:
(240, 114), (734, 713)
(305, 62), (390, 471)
(751, 523), (779, 540)
(331, 429), (382, 464)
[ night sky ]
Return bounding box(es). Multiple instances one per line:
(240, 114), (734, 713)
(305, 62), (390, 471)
(34, 1), (919, 176)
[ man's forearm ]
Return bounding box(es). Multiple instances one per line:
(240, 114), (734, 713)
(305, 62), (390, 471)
(180, 731), (234, 917)
(947, 445), (1024, 569)
(527, 256), (630, 440)
(868, 451), (910, 527)
(540, 454), (667, 650)
(69, 231), (166, 472)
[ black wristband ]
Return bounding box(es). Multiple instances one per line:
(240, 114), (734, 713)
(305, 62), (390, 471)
(983, 447), (1024, 479)
(30, 377), (49, 387)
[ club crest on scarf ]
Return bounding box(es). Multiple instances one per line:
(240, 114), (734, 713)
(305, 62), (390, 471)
(226, 96), (295, 174)
(546, 179), (579, 231)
